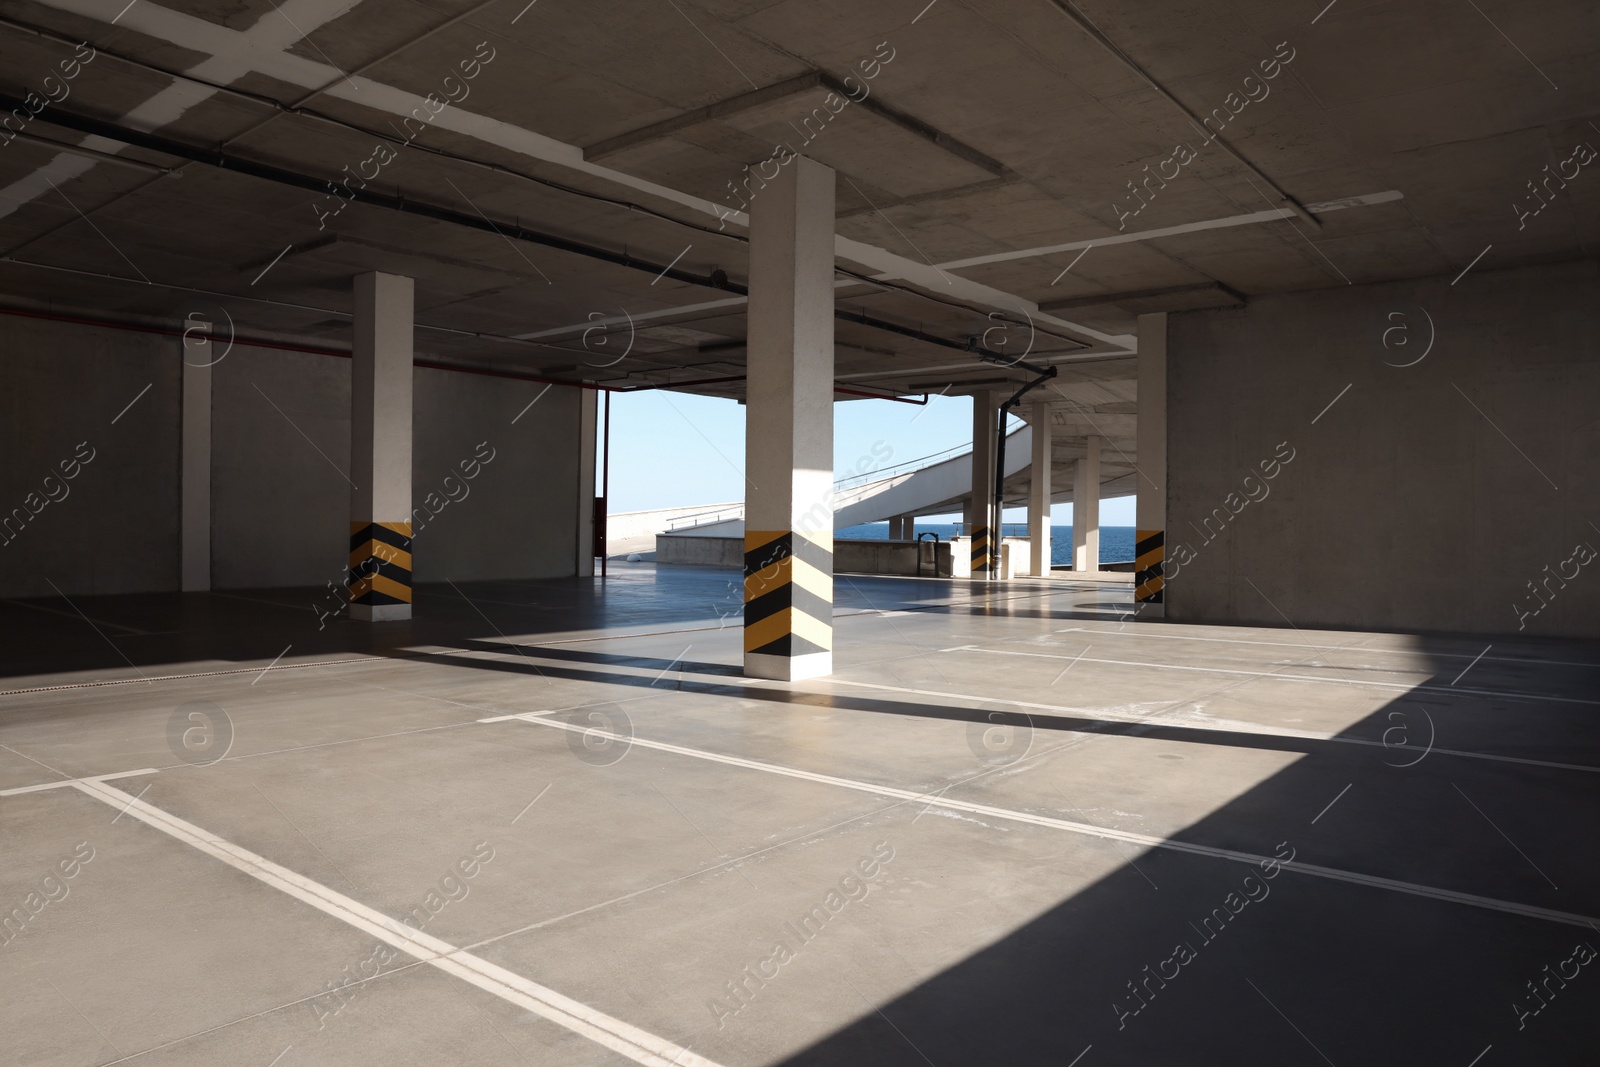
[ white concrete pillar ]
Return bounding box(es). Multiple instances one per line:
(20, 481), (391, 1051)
(889, 515), (914, 540)
(970, 391), (1000, 577)
(1028, 401), (1051, 577)
(348, 272), (414, 622)
(1073, 436), (1101, 573)
(180, 317), (211, 592)
(576, 388), (597, 578)
(1136, 312), (1167, 615)
(743, 155), (836, 682)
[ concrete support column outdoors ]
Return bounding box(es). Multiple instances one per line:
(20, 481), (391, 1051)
(1028, 401), (1051, 577)
(969, 391), (1000, 577)
(889, 515), (914, 540)
(180, 318), (212, 592)
(743, 155), (836, 682)
(1073, 435), (1101, 573)
(576, 388), (597, 578)
(1135, 311), (1167, 615)
(348, 272), (414, 622)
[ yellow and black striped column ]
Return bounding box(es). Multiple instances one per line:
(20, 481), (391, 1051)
(970, 525), (995, 576)
(349, 521), (412, 619)
(349, 271), (413, 623)
(1135, 529), (1164, 605)
(1136, 311), (1167, 617)
(744, 529), (832, 677)
(743, 154), (836, 680)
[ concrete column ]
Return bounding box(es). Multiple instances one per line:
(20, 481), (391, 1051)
(1073, 436), (1101, 573)
(743, 155), (836, 682)
(889, 515), (914, 540)
(970, 390), (1000, 577)
(576, 388), (597, 578)
(1028, 401), (1051, 577)
(348, 272), (414, 622)
(1136, 311), (1167, 615)
(180, 317), (211, 592)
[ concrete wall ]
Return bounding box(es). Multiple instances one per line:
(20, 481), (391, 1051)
(656, 533), (743, 567)
(1166, 259), (1600, 639)
(1, 314), (586, 597)
(213, 344), (350, 591)
(410, 367), (580, 583)
(0, 315), (180, 598)
(837, 539), (952, 577)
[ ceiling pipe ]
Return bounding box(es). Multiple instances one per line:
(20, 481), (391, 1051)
(4, 96), (1029, 364)
(0, 304), (927, 402)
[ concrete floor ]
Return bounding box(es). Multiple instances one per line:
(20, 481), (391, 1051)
(1, 565), (1596, 1067)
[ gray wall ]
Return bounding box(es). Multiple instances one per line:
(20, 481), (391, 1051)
(213, 344), (350, 591)
(1, 314), (585, 597)
(1166, 259), (1600, 639)
(410, 366), (580, 583)
(0, 315), (179, 598)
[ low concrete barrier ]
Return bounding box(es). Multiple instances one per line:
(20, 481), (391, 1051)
(837, 539), (952, 577)
(655, 534), (742, 567)
(657, 535), (953, 577)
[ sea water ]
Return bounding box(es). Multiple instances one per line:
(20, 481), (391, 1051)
(836, 524), (1135, 567)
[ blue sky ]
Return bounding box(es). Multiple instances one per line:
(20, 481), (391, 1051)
(603, 390), (1136, 524)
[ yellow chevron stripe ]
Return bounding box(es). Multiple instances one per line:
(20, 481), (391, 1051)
(742, 605), (834, 652)
(349, 573), (413, 603)
(1135, 546), (1164, 571)
(350, 520), (413, 537)
(1135, 575), (1165, 600)
(744, 529), (788, 553)
(349, 541), (413, 571)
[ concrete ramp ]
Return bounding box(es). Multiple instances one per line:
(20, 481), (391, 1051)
(832, 426), (1032, 527)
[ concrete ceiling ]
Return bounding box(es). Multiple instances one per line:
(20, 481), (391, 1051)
(1, 0), (1595, 404)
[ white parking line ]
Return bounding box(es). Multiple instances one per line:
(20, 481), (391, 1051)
(71, 779), (723, 1067)
(0, 768), (158, 796)
(946, 645), (1600, 706)
(822, 678), (1600, 774)
(1054, 626), (1598, 670)
(492, 715), (1598, 930)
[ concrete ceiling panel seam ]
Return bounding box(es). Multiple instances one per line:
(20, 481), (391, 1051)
(7, 0), (1123, 349)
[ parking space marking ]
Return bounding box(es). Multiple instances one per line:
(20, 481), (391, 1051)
(70, 778), (723, 1067)
(0, 767), (158, 796)
(492, 714), (1598, 931)
(824, 679), (1600, 775)
(946, 645), (1600, 706)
